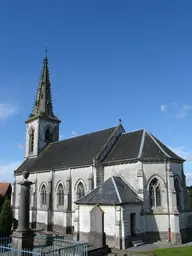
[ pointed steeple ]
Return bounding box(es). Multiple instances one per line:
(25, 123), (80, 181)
(26, 50), (60, 123)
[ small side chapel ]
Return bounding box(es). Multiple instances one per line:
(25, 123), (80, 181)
(12, 54), (192, 249)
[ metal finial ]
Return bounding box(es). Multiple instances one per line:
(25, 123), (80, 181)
(45, 46), (48, 57)
(119, 118), (122, 124)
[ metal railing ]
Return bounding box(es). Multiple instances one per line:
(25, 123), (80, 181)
(0, 236), (87, 256)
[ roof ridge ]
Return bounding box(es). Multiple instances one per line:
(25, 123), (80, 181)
(55, 126), (117, 144)
(119, 175), (139, 195)
(122, 128), (144, 135)
(95, 124), (124, 160)
(111, 177), (122, 203)
(146, 132), (170, 158)
(138, 129), (146, 158)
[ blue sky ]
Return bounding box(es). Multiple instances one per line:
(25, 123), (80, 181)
(0, 1), (192, 184)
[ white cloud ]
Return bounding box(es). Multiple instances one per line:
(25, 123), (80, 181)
(176, 105), (192, 119)
(0, 161), (21, 182)
(17, 143), (23, 149)
(170, 146), (192, 161)
(59, 134), (64, 140)
(160, 105), (167, 112)
(72, 131), (78, 137)
(185, 172), (192, 186)
(0, 103), (19, 119)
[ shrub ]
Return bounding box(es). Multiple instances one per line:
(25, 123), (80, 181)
(0, 197), (13, 237)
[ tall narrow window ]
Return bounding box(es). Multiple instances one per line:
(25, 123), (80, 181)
(149, 178), (161, 208)
(41, 184), (47, 206)
(57, 183), (64, 206)
(77, 182), (85, 200)
(174, 178), (181, 210)
(45, 127), (53, 142)
(29, 128), (34, 153)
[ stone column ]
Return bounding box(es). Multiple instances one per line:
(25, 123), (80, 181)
(11, 182), (15, 206)
(87, 174), (93, 193)
(11, 182), (15, 216)
(137, 169), (144, 200)
(66, 175), (71, 210)
(73, 205), (80, 241)
(12, 170), (34, 250)
(47, 179), (52, 231)
(114, 206), (122, 249)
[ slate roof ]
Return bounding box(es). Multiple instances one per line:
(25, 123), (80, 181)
(15, 126), (117, 174)
(75, 176), (142, 205)
(15, 127), (184, 175)
(103, 129), (184, 164)
(26, 56), (60, 123)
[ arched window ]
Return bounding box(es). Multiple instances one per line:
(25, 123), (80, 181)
(77, 182), (85, 200)
(174, 178), (181, 210)
(149, 178), (161, 207)
(57, 183), (64, 206)
(40, 184), (47, 206)
(45, 127), (53, 142)
(29, 128), (34, 153)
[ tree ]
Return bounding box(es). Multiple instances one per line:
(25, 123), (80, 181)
(0, 197), (13, 237)
(187, 186), (192, 208)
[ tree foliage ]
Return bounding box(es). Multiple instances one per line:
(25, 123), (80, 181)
(187, 186), (192, 208)
(0, 197), (13, 237)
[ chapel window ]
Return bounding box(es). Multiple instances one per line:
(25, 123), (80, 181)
(29, 128), (35, 153)
(45, 127), (53, 142)
(77, 182), (85, 200)
(174, 178), (181, 210)
(41, 184), (47, 206)
(57, 183), (64, 206)
(149, 178), (161, 208)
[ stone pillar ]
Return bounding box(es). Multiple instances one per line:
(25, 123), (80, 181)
(30, 182), (37, 229)
(114, 206), (122, 249)
(167, 170), (178, 213)
(66, 175), (71, 210)
(47, 179), (52, 231)
(12, 170), (34, 250)
(11, 182), (15, 215)
(137, 169), (144, 200)
(88, 174), (93, 193)
(73, 205), (80, 241)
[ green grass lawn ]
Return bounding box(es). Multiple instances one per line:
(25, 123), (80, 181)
(138, 246), (192, 256)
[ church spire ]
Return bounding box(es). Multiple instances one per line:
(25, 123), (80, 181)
(27, 49), (60, 123)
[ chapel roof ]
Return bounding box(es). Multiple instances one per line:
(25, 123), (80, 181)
(103, 129), (184, 164)
(14, 126), (184, 175)
(15, 126), (117, 174)
(75, 176), (142, 205)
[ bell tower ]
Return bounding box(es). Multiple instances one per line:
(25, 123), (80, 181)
(24, 50), (61, 159)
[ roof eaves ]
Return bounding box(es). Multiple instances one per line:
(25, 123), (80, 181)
(103, 157), (138, 165)
(29, 162), (93, 173)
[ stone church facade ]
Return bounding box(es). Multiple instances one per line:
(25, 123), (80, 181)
(12, 55), (192, 249)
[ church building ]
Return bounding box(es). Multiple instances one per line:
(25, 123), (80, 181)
(12, 55), (192, 249)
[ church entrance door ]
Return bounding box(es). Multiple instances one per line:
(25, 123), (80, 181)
(130, 213), (136, 237)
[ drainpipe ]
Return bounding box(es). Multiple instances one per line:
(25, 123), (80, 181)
(165, 159), (171, 242)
